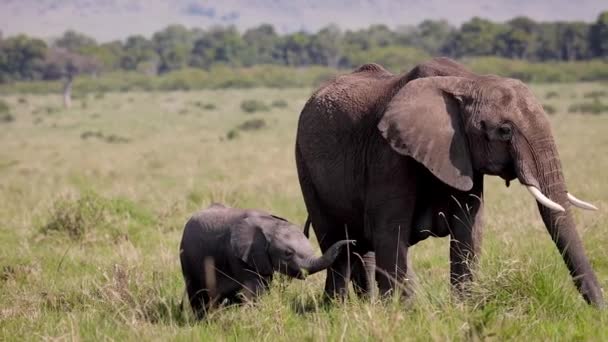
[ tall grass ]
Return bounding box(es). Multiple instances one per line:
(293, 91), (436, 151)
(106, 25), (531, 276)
(0, 84), (607, 340)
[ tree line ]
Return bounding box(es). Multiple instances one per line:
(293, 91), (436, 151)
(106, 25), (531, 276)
(1, 11), (607, 83)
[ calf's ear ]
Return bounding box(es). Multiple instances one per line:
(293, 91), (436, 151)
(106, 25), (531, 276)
(230, 224), (273, 276)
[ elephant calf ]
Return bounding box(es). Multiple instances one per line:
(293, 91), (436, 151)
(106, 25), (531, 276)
(179, 203), (353, 319)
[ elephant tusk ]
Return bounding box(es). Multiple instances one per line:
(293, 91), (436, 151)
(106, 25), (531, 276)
(567, 193), (598, 211)
(526, 186), (565, 212)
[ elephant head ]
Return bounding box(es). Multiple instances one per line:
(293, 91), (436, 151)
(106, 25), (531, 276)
(231, 212), (354, 279)
(378, 75), (604, 307)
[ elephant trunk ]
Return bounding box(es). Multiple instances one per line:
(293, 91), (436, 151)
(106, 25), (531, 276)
(298, 240), (355, 275)
(516, 137), (604, 307)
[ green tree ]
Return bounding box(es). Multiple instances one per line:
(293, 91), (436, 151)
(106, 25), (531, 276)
(309, 25), (344, 68)
(496, 17), (538, 59)
(54, 30), (97, 52)
(0, 35), (47, 81)
(590, 11), (608, 58)
(77, 41), (123, 71)
(242, 24), (280, 65)
(277, 32), (313, 66)
(190, 26), (245, 68)
(558, 22), (590, 60)
(442, 17), (505, 57)
(535, 23), (561, 60)
(410, 20), (453, 54)
(121, 35), (157, 71)
(153, 25), (195, 73)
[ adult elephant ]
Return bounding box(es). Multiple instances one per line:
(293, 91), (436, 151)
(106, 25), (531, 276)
(295, 57), (603, 307)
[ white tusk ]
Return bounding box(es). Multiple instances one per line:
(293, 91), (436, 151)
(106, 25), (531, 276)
(567, 193), (598, 211)
(526, 186), (565, 212)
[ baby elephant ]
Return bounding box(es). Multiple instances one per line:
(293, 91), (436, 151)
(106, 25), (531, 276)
(179, 203), (353, 319)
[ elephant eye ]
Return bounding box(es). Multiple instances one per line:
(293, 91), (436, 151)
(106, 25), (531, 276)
(284, 249), (294, 259)
(497, 123), (513, 141)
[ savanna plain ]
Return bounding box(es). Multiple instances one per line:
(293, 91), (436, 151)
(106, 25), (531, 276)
(1, 83), (608, 340)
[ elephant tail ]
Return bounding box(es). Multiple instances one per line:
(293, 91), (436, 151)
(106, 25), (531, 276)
(303, 216), (311, 238)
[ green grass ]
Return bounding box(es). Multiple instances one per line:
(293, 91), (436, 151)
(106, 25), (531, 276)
(1, 83), (608, 340)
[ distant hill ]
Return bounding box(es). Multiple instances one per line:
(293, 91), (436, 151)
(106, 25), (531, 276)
(1, 0), (606, 42)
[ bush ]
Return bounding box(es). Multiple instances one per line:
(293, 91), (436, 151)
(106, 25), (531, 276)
(240, 99), (269, 113)
(0, 99), (9, 114)
(194, 101), (216, 110)
(238, 119), (266, 131)
(80, 130), (131, 143)
(347, 46), (430, 73)
(226, 129), (239, 140)
(271, 99), (288, 108)
(465, 58), (608, 83)
(583, 90), (607, 99)
(543, 104), (557, 115)
(0, 66), (341, 95)
(40, 191), (153, 240)
(0, 100), (14, 123)
(545, 91), (559, 99)
(0, 113), (14, 123)
(46, 106), (59, 114)
(567, 100), (608, 114)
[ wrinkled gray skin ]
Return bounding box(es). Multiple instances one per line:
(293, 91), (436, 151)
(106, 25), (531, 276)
(296, 57), (604, 307)
(179, 203), (354, 319)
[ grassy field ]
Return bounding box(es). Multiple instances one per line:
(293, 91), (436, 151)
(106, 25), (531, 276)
(0, 83), (607, 340)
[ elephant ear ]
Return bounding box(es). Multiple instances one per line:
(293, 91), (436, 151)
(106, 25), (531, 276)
(230, 223), (273, 276)
(378, 76), (474, 191)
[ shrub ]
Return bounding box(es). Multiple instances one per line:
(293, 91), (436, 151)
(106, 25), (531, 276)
(240, 99), (269, 113)
(583, 90), (607, 99)
(0, 100), (14, 123)
(0, 99), (9, 114)
(545, 91), (559, 99)
(40, 191), (153, 240)
(104, 134), (131, 144)
(80, 130), (131, 143)
(543, 104), (557, 115)
(194, 101), (216, 110)
(347, 46), (430, 73)
(226, 129), (239, 140)
(465, 57), (608, 83)
(81, 130), (104, 140)
(271, 99), (288, 108)
(567, 100), (608, 114)
(0, 113), (14, 123)
(238, 119), (266, 131)
(17, 97), (27, 104)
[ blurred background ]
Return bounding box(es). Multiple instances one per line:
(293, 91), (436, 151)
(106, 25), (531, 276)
(0, 0), (607, 101)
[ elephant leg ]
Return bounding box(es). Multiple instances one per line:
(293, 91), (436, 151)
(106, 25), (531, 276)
(185, 278), (209, 320)
(350, 255), (368, 298)
(303, 206), (349, 299)
(364, 252), (378, 299)
(241, 276), (269, 301)
(351, 251), (377, 299)
(296, 147), (351, 299)
(448, 174), (484, 296)
(369, 196), (414, 298)
(322, 239), (352, 299)
(374, 226), (411, 298)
